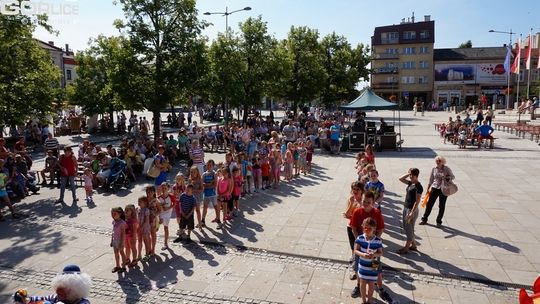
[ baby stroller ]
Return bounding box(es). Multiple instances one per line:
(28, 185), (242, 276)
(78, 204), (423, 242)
(106, 158), (131, 193)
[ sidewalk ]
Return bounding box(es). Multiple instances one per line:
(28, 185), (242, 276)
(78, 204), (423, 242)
(0, 110), (538, 303)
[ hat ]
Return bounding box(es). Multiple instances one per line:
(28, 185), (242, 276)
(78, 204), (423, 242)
(62, 264), (81, 274)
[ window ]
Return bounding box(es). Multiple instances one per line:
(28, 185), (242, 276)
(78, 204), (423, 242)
(402, 61), (415, 69)
(419, 61), (429, 69)
(66, 69), (72, 80)
(385, 48), (399, 54)
(419, 46), (429, 54)
(403, 31), (416, 40)
(418, 76), (429, 84)
(381, 32), (399, 44)
(403, 47), (416, 54)
(384, 62), (398, 69)
(385, 76), (397, 83)
(401, 76), (415, 84)
(419, 30), (430, 39)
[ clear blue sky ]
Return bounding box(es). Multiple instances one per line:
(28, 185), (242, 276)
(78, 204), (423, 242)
(34, 0), (539, 52)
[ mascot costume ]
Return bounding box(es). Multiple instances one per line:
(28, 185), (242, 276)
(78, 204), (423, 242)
(13, 264), (91, 304)
(520, 277), (540, 304)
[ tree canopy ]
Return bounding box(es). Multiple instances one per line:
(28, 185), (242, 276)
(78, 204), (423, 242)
(0, 15), (61, 128)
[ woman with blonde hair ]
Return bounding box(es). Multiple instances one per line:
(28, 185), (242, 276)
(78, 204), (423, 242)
(420, 156), (454, 227)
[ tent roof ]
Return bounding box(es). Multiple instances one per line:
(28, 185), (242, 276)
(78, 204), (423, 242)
(340, 89), (399, 110)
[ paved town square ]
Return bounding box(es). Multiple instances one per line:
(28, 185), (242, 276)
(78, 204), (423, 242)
(1, 110), (539, 303)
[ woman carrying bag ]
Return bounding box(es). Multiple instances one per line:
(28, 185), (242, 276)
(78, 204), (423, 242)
(420, 156), (455, 227)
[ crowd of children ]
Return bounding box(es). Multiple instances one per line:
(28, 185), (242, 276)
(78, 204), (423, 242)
(345, 146), (393, 303)
(104, 110), (356, 273)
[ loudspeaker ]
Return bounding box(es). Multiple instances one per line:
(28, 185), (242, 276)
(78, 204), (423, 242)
(349, 133), (365, 150)
(366, 127), (376, 134)
(379, 135), (397, 150)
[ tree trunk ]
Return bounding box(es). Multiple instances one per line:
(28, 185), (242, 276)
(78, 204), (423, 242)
(243, 103), (249, 123)
(170, 103), (176, 127)
(108, 106), (115, 133)
(153, 110), (160, 141)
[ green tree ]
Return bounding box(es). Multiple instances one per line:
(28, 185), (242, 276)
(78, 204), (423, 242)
(459, 40), (473, 48)
(117, 0), (207, 138)
(68, 35), (145, 131)
(320, 32), (371, 105)
(0, 15), (61, 130)
(206, 33), (243, 119)
(236, 17), (280, 122)
(283, 26), (326, 114)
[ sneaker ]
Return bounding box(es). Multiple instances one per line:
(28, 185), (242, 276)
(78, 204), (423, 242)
(217, 223), (223, 229)
(378, 288), (392, 302)
(185, 236), (192, 243)
(349, 272), (357, 280)
(211, 218), (218, 223)
(55, 199), (64, 204)
(172, 237), (182, 243)
(418, 220), (427, 225)
(436, 222), (443, 228)
(351, 285), (360, 298)
(161, 246), (169, 250)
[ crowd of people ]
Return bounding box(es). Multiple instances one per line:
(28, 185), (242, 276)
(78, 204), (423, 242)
(438, 106), (495, 149)
(30, 109), (348, 274)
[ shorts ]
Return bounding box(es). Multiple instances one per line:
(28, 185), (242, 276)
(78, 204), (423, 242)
(0, 189), (8, 197)
(159, 210), (172, 227)
(262, 175), (269, 182)
(204, 195), (218, 208)
(194, 193), (203, 206)
(331, 139), (340, 146)
(217, 194), (230, 203)
(180, 214), (195, 230)
(478, 134), (493, 140)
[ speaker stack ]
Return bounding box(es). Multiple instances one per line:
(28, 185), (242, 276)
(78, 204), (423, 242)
(349, 133), (366, 150)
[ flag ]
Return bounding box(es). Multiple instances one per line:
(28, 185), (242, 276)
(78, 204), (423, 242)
(525, 34), (532, 70)
(511, 38), (521, 74)
(504, 44), (511, 75)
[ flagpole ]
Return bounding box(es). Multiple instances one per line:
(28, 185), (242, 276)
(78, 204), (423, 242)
(516, 34), (522, 107)
(526, 29), (533, 98)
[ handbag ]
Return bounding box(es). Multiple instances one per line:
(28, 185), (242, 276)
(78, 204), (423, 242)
(146, 161), (161, 178)
(421, 188), (431, 208)
(441, 179), (458, 196)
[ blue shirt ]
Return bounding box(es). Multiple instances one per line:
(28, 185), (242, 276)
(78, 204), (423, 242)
(355, 234), (383, 282)
(330, 124), (340, 140)
(475, 125), (494, 137)
(365, 180), (385, 201)
(202, 170), (216, 197)
(180, 193), (197, 214)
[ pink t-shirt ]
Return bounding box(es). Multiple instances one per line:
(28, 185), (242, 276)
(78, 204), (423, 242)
(233, 175), (243, 196)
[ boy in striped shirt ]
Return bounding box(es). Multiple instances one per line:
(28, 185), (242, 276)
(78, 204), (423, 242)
(174, 184), (196, 243)
(354, 217), (383, 304)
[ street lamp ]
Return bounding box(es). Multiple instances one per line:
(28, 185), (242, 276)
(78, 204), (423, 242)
(489, 29), (515, 109)
(203, 6), (252, 125)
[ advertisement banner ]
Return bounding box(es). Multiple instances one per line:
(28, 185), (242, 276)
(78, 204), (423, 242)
(434, 63), (508, 85)
(434, 64), (476, 84)
(475, 63), (507, 84)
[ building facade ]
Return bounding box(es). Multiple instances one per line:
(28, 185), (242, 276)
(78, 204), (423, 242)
(36, 40), (77, 88)
(371, 15), (435, 108)
(433, 47), (509, 109)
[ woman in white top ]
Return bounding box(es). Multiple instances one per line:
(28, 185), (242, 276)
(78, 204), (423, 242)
(419, 156), (455, 227)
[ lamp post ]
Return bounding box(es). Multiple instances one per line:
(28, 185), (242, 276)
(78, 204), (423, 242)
(204, 6), (252, 126)
(489, 29), (515, 109)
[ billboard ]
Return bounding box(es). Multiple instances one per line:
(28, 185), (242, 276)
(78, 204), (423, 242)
(434, 63), (507, 85)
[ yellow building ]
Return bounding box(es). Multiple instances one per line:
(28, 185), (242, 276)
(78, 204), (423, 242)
(371, 15), (434, 108)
